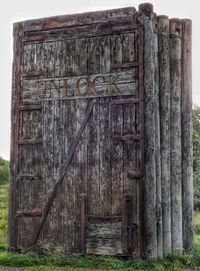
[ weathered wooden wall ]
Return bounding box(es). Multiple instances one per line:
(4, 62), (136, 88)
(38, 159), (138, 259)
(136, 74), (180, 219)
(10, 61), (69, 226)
(9, 3), (193, 259)
(139, 3), (193, 258)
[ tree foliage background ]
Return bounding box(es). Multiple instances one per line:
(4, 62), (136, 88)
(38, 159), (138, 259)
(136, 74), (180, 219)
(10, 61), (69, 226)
(193, 104), (200, 210)
(0, 157), (10, 185)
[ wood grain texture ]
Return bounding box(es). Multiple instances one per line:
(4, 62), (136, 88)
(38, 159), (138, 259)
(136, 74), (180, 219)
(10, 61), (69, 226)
(154, 18), (163, 258)
(170, 19), (183, 254)
(142, 13), (157, 258)
(181, 19), (193, 252)
(9, 22), (24, 251)
(158, 16), (172, 256)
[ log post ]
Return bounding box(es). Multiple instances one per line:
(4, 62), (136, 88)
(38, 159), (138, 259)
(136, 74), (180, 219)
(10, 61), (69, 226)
(170, 19), (183, 254)
(139, 3), (157, 258)
(181, 19), (193, 252)
(154, 17), (163, 258)
(8, 22), (24, 252)
(158, 16), (172, 256)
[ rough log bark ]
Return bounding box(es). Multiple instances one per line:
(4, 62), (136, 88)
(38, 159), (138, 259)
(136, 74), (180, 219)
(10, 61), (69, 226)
(181, 19), (193, 252)
(139, 3), (157, 258)
(154, 17), (163, 258)
(8, 22), (23, 251)
(170, 19), (183, 254)
(158, 16), (172, 256)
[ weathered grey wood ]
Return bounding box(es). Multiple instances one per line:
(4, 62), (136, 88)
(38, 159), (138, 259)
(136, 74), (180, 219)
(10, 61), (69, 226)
(110, 101), (123, 215)
(140, 9), (157, 258)
(99, 98), (111, 216)
(23, 21), (138, 44)
(87, 99), (100, 216)
(86, 218), (123, 255)
(154, 17), (163, 258)
(51, 100), (65, 251)
(33, 99), (96, 248)
(181, 19), (193, 251)
(74, 99), (88, 251)
(63, 99), (76, 252)
(23, 7), (137, 32)
(80, 194), (87, 253)
(21, 70), (138, 103)
(9, 22), (24, 251)
(170, 19), (183, 254)
(158, 16), (171, 256)
(123, 100), (139, 255)
(40, 100), (55, 250)
(11, 4), (193, 259)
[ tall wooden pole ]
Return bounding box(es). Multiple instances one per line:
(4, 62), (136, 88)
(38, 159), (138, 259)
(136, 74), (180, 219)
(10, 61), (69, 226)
(170, 19), (183, 254)
(181, 19), (193, 251)
(139, 3), (157, 258)
(158, 16), (172, 256)
(154, 16), (163, 258)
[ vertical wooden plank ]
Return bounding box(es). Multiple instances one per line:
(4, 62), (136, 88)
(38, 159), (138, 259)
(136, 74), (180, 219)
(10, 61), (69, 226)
(74, 38), (88, 76)
(54, 41), (62, 78)
(36, 42), (44, 74)
(44, 41), (55, 78)
(138, 26), (144, 258)
(65, 39), (75, 76)
(63, 99), (75, 252)
(139, 3), (157, 258)
(122, 33), (136, 63)
(181, 19), (193, 252)
(154, 17), (163, 258)
(99, 98), (111, 216)
(52, 100), (64, 251)
(87, 99), (100, 215)
(40, 100), (55, 249)
(60, 40), (66, 77)
(122, 195), (130, 256)
(111, 35), (122, 68)
(170, 19), (182, 254)
(31, 109), (43, 208)
(158, 16), (172, 256)
(123, 102), (138, 255)
(111, 100), (123, 215)
(100, 36), (111, 74)
(80, 194), (86, 253)
(9, 22), (23, 251)
(87, 37), (100, 74)
(74, 99), (88, 251)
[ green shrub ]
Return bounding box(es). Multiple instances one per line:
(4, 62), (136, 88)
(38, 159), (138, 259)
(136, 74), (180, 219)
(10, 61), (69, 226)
(0, 157), (10, 185)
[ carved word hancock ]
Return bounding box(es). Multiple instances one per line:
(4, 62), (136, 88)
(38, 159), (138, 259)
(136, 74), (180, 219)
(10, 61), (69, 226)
(22, 71), (138, 102)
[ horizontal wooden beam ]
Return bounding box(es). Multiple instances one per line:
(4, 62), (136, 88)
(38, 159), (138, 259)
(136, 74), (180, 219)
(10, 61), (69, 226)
(15, 208), (42, 218)
(111, 134), (141, 141)
(16, 174), (41, 181)
(112, 62), (139, 69)
(110, 98), (140, 105)
(87, 215), (122, 222)
(17, 139), (42, 145)
(19, 105), (42, 111)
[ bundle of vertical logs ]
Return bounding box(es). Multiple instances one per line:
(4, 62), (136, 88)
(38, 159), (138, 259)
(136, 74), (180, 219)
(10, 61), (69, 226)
(139, 3), (193, 258)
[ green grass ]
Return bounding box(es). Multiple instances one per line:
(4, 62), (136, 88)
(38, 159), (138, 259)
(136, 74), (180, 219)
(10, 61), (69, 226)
(0, 184), (8, 247)
(1, 183), (200, 270)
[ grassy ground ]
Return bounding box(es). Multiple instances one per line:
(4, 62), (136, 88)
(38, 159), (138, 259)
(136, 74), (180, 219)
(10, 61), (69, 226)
(1, 183), (200, 271)
(0, 184), (9, 246)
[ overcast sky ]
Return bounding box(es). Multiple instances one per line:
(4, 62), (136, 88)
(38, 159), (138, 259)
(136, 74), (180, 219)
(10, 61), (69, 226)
(0, 0), (199, 160)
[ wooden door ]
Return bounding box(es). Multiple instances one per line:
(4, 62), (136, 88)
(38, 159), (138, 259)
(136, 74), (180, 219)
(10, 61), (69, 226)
(10, 8), (144, 257)
(83, 97), (142, 256)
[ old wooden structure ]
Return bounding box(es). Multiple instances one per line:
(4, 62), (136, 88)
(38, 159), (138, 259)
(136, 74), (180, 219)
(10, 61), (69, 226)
(9, 3), (193, 258)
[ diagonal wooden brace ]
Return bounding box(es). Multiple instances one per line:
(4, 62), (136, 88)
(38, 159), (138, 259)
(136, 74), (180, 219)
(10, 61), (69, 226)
(32, 99), (96, 247)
